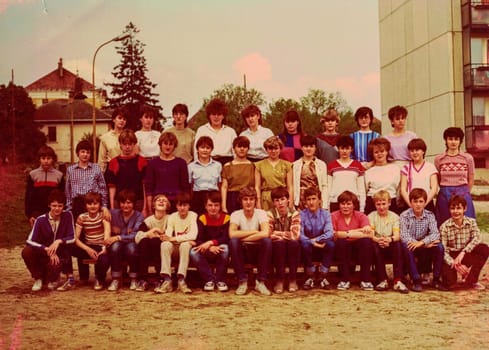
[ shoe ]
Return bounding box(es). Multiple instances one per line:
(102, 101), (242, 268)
(421, 273), (431, 286)
(216, 281), (229, 292)
(337, 281), (350, 290)
(56, 279), (75, 291)
(135, 280), (148, 292)
(235, 281), (248, 295)
(107, 279), (119, 292)
(412, 282), (423, 292)
(303, 277), (314, 290)
(154, 280), (173, 293)
(129, 279), (138, 291)
(93, 279), (103, 291)
(255, 280), (271, 296)
(319, 277), (331, 290)
(177, 279), (192, 294)
(360, 281), (374, 291)
(274, 280), (284, 294)
(288, 280), (298, 293)
(47, 281), (58, 291)
(375, 280), (389, 291)
(432, 280), (449, 292)
(472, 282), (486, 290)
(204, 281), (215, 292)
(31, 279), (43, 292)
(393, 280), (409, 294)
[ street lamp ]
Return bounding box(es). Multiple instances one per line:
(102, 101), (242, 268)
(91, 33), (131, 161)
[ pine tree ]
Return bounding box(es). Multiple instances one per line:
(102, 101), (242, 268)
(105, 22), (162, 131)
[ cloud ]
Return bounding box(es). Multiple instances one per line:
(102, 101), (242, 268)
(0, 0), (36, 14)
(232, 52), (272, 83)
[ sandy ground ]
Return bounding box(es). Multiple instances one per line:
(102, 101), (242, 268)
(1, 246), (489, 350)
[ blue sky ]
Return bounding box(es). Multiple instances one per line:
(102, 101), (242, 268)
(0, 0), (380, 117)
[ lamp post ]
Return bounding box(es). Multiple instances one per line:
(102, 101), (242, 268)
(91, 33), (131, 161)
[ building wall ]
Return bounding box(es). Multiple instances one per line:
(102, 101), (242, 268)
(379, 0), (464, 159)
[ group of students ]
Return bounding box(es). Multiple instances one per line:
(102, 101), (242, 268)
(22, 99), (488, 295)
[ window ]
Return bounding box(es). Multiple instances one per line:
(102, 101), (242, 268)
(47, 126), (57, 142)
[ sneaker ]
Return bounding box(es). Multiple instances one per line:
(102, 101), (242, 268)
(135, 280), (148, 292)
(47, 281), (58, 291)
(204, 281), (215, 292)
(393, 280), (409, 294)
(412, 281), (423, 292)
(217, 281), (229, 292)
(31, 279), (43, 292)
(360, 281), (374, 291)
(432, 279), (449, 292)
(107, 279), (119, 292)
(177, 279), (192, 294)
(472, 282), (486, 290)
(129, 279), (138, 291)
(255, 280), (271, 296)
(235, 281), (248, 295)
(288, 280), (298, 293)
(93, 279), (103, 291)
(303, 277), (315, 290)
(274, 280), (284, 294)
(375, 280), (389, 291)
(421, 273), (431, 286)
(337, 281), (350, 290)
(56, 279), (75, 291)
(154, 280), (173, 293)
(319, 277), (331, 290)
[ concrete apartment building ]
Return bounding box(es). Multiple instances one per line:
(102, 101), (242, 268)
(379, 0), (488, 168)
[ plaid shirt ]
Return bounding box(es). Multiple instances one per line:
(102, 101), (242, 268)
(65, 162), (108, 211)
(400, 208), (440, 245)
(268, 208), (301, 241)
(440, 216), (482, 265)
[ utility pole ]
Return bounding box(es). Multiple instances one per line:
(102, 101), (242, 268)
(11, 69), (16, 165)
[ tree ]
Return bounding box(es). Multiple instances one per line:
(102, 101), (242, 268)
(105, 22), (163, 131)
(0, 83), (46, 163)
(263, 98), (305, 134)
(192, 84), (265, 133)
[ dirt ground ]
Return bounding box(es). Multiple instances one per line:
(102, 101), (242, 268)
(1, 246), (489, 350)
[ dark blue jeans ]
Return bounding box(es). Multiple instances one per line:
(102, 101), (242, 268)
(22, 244), (73, 282)
(72, 245), (109, 282)
(402, 242), (444, 282)
(230, 237), (272, 283)
(336, 237), (373, 282)
(108, 241), (139, 279)
(300, 239), (335, 275)
(373, 240), (402, 281)
(273, 239), (301, 280)
(138, 237), (161, 280)
(190, 244), (229, 283)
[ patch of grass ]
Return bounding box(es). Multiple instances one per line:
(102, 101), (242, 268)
(477, 212), (489, 234)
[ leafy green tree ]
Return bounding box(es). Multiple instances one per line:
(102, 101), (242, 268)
(105, 22), (163, 130)
(263, 98), (305, 134)
(0, 83), (45, 163)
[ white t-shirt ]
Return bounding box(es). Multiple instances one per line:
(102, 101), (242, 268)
(230, 209), (268, 231)
(365, 163), (400, 198)
(401, 161), (438, 194)
(239, 126), (274, 159)
(136, 130), (161, 158)
(194, 123), (237, 158)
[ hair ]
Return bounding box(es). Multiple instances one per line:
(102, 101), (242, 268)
(76, 140), (93, 154)
(263, 136), (283, 150)
(118, 189), (136, 204)
(303, 187), (320, 200)
(139, 104), (157, 119)
(232, 136), (250, 148)
(282, 110), (303, 133)
(238, 186), (257, 202)
(407, 138), (427, 154)
(337, 190), (360, 210)
(205, 191), (222, 204)
(387, 105), (408, 126)
(48, 189), (66, 205)
(367, 137), (391, 160)
(37, 145), (57, 162)
(172, 103), (189, 127)
(241, 105), (262, 125)
(443, 127), (464, 141)
(448, 195), (467, 209)
(372, 190), (391, 202)
(153, 194), (170, 212)
(176, 192), (191, 205)
(196, 136), (214, 150)
(111, 107), (128, 128)
(118, 129), (137, 145)
(84, 191), (102, 205)
(271, 186), (290, 201)
(408, 188), (427, 202)
(336, 135), (354, 149)
(158, 131), (178, 148)
(321, 108), (340, 123)
(205, 98), (228, 122)
(354, 106), (374, 126)
(300, 134), (317, 147)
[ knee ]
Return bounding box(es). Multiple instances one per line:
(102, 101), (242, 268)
(127, 243), (139, 256)
(230, 238), (241, 249)
(179, 241), (192, 253)
(109, 241), (122, 254)
(219, 244), (230, 257)
(161, 241), (173, 252)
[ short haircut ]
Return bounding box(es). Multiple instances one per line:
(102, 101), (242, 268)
(321, 108), (340, 123)
(407, 138), (427, 153)
(443, 127), (464, 141)
(337, 190), (359, 209)
(176, 192), (191, 205)
(283, 110), (303, 133)
(158, 131), (178, 148)
(449, 195), (467, 208)
(367, 137), (391, 159)
(238, 186), (257, 202)
(196, 136), (214, 150)
(271, 186), (289, 201)
(111, 107), (129, 128)
(139, 104), (157, 119)
(84, 191), (102, 205)
(205, 98), (228, 122)
(48, 189), (66, 205)
(205, 191), (222, 204)
(241, 105), (262, 125)
(263, 136), (283, 150)
(38, 145), (57, 162)
(153, 194), (170, 212)
(336, 135), (354, 149)
(119, 129), (137, 144)
(76, 140), (93, 154)
(300, 135), (317, 147)
(118, 189), (136, 204)
(354, 106), (373, 126)
(233, 136), (250, 148)
(409, 188), (427, 202)
(303, 187), (320, 200)
(372, 190), (391, 202)
(387, 105), (408, 121)
(172, 103), (189, 127)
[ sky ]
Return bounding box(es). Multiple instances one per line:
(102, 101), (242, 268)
(0, 0), (380, 118)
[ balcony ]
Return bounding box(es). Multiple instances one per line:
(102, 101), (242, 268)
(464, 64), (489, 88)
(463, 1), (489, 30)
